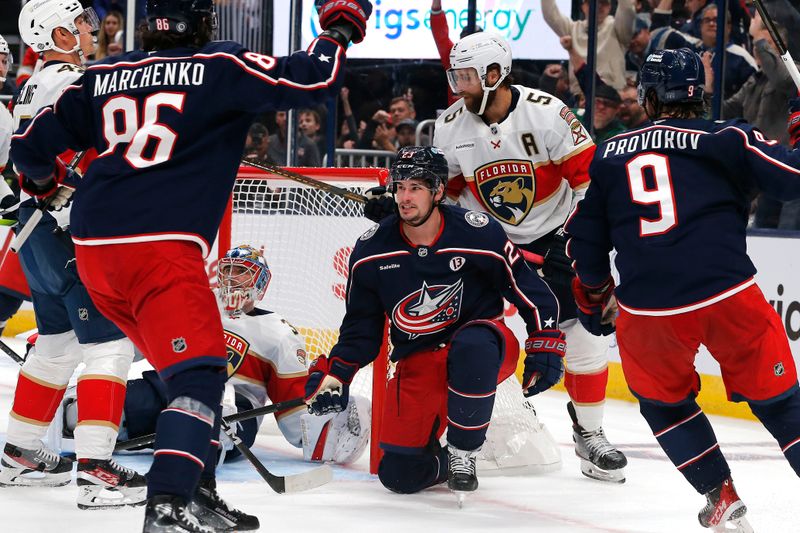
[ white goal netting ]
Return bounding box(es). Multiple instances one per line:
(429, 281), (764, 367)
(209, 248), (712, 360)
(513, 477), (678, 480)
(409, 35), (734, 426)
(227, 169), (561, 474)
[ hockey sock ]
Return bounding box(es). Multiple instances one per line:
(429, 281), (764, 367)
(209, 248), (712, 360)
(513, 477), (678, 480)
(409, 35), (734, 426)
(446, 325), (502, 451)
(201, 400), (223, 480)
(147, 366), (225, 500)
(749, 389), (800, 477)
(565, 368), (609, 431)
(378, 447), (448, 494)
(639, 398), (730, 494)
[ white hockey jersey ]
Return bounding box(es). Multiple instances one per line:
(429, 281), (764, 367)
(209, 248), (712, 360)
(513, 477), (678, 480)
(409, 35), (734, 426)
(12, 60), (85, 227)
(434, 86), (596, 244)
(222, 307), (309, 447)
(0, 104), (12, 170)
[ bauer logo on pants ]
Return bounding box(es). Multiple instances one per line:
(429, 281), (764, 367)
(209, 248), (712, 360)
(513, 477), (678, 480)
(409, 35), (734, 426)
(172, 337), (187, 353)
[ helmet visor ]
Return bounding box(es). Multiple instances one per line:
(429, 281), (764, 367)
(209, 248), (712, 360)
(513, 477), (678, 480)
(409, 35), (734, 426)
(387, 164), (440, 193)
(76, 7), (101, 34)
(446, 67), (482, 94)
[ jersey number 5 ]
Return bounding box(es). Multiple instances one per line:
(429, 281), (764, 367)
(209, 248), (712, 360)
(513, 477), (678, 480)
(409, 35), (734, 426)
(625, 153), (677, 236)
(101, 92), (186, 169)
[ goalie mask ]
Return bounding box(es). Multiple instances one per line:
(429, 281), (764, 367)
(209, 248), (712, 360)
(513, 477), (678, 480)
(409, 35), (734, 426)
(217, 245), (271, 316)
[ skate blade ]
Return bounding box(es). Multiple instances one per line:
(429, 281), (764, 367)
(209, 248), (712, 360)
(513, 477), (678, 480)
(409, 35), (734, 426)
(0, 469), (72, 487)
(77, 485), (147, 509)
(579, 459), (625, 483)
(711, 517), (754, 533)
(452, 490), (468, 509)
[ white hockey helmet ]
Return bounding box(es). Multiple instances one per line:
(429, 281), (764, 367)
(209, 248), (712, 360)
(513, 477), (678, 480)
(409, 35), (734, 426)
(0, 34), (12, 83)
(447, 32), (512, 114)
(217, 244), (272, 316)
(18, 0), (99, 55)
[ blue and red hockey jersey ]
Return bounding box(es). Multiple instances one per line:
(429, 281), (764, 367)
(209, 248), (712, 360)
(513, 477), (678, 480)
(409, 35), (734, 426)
(330, 204), (560, 367)
(11, 37), (346, 256)
(566, 118), (800, 315)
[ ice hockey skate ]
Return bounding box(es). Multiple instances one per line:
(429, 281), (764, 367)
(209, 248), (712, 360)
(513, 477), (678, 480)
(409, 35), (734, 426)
(76, 458), (147, 510)
(447, 445), (479, 509)
(567, 402), (627, 483)
(189, 477), (260, 531)
(0, 442), (73, 487)
(698, 477), (754, 533)
(143, 495), (215, 533)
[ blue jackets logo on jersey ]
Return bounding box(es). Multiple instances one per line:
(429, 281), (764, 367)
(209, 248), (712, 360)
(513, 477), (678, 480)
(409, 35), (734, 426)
(392, 279), (464, 339)
(474, 160), (535, 226)
(223, 330), (250, 378)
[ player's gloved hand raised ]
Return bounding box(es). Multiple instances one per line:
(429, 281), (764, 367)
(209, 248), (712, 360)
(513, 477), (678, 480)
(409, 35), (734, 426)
(19, 158), (76, 211)
(522, 329), (566, 397)
(363, 186), (396, 222)
(788, 97), (800, 148)
(305, 355), (359, 415)
(572, 277), (617, 336)
(542, 227), (575, 287)
(315, 0), (373, 44)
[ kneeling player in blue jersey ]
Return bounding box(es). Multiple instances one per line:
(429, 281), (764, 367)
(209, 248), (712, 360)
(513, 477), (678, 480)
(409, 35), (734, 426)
(567, 48), (800, 532)
(304, 146), (566, 504)
(10, 0), (374, 530)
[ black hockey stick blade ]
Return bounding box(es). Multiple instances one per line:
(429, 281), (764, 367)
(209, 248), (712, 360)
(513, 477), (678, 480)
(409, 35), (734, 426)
(241, 158), (368, 204)
(115, 396), (306, 451)
(0, 338), (25, 365)
(220, 419), (333, 494)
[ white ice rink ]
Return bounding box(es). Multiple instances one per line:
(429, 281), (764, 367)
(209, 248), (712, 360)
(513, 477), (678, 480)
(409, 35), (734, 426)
(0, 337), (794, 533)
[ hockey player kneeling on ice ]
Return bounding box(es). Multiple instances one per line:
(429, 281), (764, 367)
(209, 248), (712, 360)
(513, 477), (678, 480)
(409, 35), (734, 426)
(54, 245), (370, 470)
(305, 147), (565, 506)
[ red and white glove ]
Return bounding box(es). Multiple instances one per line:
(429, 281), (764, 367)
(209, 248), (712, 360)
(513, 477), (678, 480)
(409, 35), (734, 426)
(572, 277), (617, 336)
(19, 158), (75, 210)
(315, 0), (373, 44)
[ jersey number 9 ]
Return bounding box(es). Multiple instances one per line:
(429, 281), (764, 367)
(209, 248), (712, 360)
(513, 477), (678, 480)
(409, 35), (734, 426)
(625, 153), (677, 236)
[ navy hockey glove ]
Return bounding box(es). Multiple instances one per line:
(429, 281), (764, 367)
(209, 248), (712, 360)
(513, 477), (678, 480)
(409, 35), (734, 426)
(363, 186), (396, 222)
(541, 227), (575, 287)
(572, 277), (617, 336)
(19, 158), (76, 211)
(788, 97), (800, 148)
(316, 0), (373, 44)
(522, 330), (566, 397)
(305, 355), (359, 415)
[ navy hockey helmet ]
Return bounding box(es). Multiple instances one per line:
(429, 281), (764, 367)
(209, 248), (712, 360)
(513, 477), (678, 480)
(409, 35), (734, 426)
(146, 0), (217, 36)
(387, 146), (449, 195)
(637, 48), (705, 106)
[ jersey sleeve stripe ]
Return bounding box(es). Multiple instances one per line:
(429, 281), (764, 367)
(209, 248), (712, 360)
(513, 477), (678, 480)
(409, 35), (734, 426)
(11, 107), (54, 140)
(721, 126), (800, 175)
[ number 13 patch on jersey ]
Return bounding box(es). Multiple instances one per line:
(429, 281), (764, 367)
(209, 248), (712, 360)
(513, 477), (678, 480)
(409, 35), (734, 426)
(474, 160), (535, 226)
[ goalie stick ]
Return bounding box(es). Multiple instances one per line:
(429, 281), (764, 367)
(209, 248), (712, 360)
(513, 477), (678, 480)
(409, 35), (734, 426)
(241, 157), (368, 205)
(0, 338), (24, 365)
(10, 151), (86, 253)
(752, 0), (800, 90)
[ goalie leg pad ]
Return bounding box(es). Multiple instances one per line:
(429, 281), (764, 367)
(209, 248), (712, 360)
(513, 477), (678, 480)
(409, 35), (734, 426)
(148, 367), (224, 500)
(121, 370), (169, 441)
(300, 394), (371, 464)
(638, 397), (730, 494)
(74, 338), (136, 460)
(749, 388), (800, 476)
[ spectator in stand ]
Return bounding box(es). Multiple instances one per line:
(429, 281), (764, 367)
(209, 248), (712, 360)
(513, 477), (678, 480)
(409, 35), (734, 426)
(618, 85), (649, 129)
(429, 0), (483, 106)
(539, 63), (576, 106)
(94, 10), (124, 61)
(357, 107), (396, 152)
(703, 0), (800, 229)
(696, 4), (756, 99)
(395, 118), (418, 149)
(627, 7), (700, 79)
(299, 108), (326, 157)
(657, 0), (750, 46)
(338, 86), (359, 149)
(243, 122), (271, 162)
(267, 110), (321, 167)
(542, 0), (636, 93)
(388, 96), (416, 125)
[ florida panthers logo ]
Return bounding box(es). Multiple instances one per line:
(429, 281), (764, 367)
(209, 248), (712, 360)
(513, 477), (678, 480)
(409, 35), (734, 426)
(474, 160), (535, 225)
(223, 330), (250, 378)
(392, 279), (464, 339)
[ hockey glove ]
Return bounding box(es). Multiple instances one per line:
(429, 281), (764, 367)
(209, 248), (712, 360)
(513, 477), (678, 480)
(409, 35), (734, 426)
(305, 355), (359, 415)
(522, 329), (566, 397)
(19, 158), (76, 211)
(789, 97), (800, 149)
(315, 0), (373, 44)
(572, 277), (617, 336)
(363, 186), (396, 222)
(541, 227), (575, 287)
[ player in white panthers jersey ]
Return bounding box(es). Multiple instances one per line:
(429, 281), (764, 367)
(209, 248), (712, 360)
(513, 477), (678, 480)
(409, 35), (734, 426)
(433, 32), (627, 483)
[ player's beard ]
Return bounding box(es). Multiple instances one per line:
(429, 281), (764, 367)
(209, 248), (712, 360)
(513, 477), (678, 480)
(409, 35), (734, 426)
(399, 201), (434, 227)
(464, 88), (496, 115)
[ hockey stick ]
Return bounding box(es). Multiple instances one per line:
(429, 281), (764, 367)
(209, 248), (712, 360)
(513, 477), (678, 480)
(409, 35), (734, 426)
(752, 0), (800, 90)
(219, 418), (333, 494)
(114, 396), (307, 451)
(0, 337), (25, 365)
(240, 157), (367, 205)
(10, 151), (85, 253)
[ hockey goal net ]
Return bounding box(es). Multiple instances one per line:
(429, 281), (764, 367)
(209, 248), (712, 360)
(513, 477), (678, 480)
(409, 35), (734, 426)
(219, 165), (560, 475)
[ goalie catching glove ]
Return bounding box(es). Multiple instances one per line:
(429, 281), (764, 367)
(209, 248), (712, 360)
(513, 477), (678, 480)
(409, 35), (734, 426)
(571, 277), (617, 336)
(315, 0), (373, 44)
(305, 355), (359, 415)
(522, 329), (567, 397)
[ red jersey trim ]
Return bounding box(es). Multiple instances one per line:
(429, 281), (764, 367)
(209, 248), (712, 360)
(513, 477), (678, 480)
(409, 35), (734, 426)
(617, 278), (755, 316)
